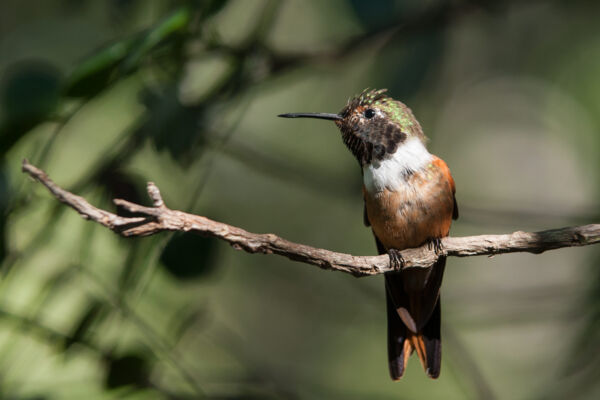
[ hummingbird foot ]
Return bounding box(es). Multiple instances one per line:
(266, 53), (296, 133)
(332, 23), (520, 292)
(387, 249), (405, 271)
(426, 237), (443, 255)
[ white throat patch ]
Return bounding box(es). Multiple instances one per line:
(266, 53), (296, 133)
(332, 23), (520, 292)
(363, 138), (432, 193)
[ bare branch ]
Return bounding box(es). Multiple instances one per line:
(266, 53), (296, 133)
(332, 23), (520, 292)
(22, 160), (600, 277)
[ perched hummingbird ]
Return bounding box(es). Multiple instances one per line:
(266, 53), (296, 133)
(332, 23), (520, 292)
(279, 89), (458, 380)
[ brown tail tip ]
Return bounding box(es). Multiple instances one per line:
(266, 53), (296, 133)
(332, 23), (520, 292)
(409, 332), (441, 379)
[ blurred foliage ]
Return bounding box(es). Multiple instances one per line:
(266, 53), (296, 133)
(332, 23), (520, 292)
(160, 233), (219, 280)
(0, 62), (62, 154)
(0, 0), (599, 399)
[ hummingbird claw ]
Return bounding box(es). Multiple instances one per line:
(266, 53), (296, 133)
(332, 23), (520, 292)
(427, 238), (443, 255)
(388, 249), (405, 271)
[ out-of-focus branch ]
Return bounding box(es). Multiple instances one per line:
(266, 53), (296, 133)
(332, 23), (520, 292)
(201, 0), (481, 75)
(22, 160), (600, 277)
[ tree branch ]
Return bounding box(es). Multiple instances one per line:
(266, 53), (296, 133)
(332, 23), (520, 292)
(22, 159), (600, 277)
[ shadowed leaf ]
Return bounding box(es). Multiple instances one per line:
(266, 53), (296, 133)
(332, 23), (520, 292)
(348, 0), (399, 30)
(105, 352), (152, 389)
(63, 38), (135, 98)
(200, 0), (230, 18)
(98, 167), (146, 217)
(140, 87), (206, 164)
(160, 232), (219, 280)
(0, 61), (61, 153)
(121, 7), (191, 73)
(65, 6), (192, 98)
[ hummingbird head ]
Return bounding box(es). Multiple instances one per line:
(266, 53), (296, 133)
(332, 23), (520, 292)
(279, 89), (425, 166)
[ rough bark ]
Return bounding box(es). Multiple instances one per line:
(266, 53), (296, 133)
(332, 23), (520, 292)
(22, 159), (600, 277)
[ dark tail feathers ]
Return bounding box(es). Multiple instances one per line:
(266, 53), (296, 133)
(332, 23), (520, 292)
(387, 290), (442, 380)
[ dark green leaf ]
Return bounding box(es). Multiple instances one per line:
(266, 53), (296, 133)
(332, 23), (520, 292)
(347, 0), (400, 30)
(200, 0), (230, 18)
(121, 6), (191, 73)
(65, 6), (191, 97)
(160, 232), (219, 280)
(105, 353), (152, 389)
(97, 167), (146, 217)
(63, 38), (135, 98)
(140, 86), (206, 163)
(2, 61), (61, 121)
(0, 61), (61, 154)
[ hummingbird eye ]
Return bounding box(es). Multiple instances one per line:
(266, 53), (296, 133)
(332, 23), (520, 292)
(364, 109), (375, 119)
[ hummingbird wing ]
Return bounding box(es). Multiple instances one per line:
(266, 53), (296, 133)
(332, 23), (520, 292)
(450, 174), (459, 220)
(453, 196), (459, 220)
(386, 287), (410, 379)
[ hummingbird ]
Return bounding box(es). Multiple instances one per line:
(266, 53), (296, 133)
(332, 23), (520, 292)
(279, 89), (458, 380)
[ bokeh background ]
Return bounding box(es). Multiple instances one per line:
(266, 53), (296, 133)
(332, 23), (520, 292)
(1, 0), (599, 399)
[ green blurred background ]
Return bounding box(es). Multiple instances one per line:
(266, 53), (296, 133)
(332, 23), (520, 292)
(1, 0), (599, 398)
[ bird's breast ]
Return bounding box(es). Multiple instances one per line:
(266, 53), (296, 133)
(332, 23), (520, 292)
(363, 158), (455, 250)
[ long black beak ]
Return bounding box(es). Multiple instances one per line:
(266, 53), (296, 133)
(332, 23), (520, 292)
(278, 112), (342, 121)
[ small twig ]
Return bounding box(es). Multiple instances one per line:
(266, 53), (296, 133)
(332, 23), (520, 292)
(22, 159), (600, 277)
